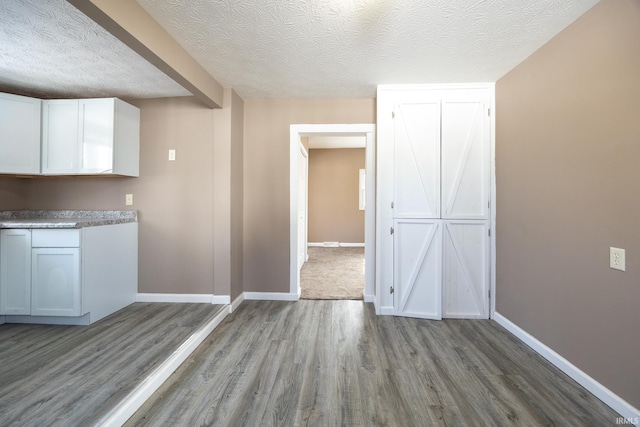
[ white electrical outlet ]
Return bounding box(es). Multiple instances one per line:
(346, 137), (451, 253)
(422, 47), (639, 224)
(125, 194), (134, 206)
(610, 247), (625, 271)
(168, 149), (176, 161)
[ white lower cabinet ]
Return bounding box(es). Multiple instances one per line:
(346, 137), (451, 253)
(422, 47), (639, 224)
(0, 223), (137, 324)
(0, 230), (32, 315)
(31, 248), (81, 317)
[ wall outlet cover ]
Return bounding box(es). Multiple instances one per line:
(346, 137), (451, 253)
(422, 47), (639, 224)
(610, 247), (625, 271)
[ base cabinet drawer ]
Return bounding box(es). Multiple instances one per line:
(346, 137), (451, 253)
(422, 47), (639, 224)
(31, 248), (82, 317)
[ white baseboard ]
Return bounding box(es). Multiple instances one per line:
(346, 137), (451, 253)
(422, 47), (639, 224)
(379, 306), (395, 315)
(243, 292), (299, 301)
(230, 293), (244, 312)
(308, 242), (365, 248)
(99, 305), (230, 426)
(363, 294), (375, 303)
(211, 295), (231, 305)
(493, 312), (640, 421)
(136, 293), (230, 305)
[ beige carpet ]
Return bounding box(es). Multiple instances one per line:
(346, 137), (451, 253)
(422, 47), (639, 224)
(300, 246), (364, 300)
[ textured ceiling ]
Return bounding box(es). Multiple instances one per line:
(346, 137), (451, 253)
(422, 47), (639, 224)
(0, 0), (190, 99)
(136, 0), (600, 99)
(0, 0), (599, 101)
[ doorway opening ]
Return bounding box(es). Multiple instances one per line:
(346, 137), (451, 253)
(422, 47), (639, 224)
(289, 124), (376, 302)
(302, 140), (366, 299)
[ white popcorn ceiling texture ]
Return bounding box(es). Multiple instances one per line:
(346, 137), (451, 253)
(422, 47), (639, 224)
(0, 0), (598, 100)
(0, 0), (190, 99)
(136, 0), (599, 99)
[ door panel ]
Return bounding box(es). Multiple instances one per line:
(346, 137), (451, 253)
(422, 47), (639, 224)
(0, 230), (32, 315)
(443, 221), (489, 318)
(394, 219), (442, 319)
(393, 102), (441, 219)
(441, 100), (490, 219)
(80, 99), (114, 173)
(32, 248), (81, 317)
(42, 100), (79, 174)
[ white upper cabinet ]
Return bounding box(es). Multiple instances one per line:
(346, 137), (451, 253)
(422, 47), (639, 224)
(42, 98), (140, 177)
(0, 93), (42, 174)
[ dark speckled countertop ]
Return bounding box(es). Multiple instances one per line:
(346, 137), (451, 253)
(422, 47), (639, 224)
(0, 210), (138, 229)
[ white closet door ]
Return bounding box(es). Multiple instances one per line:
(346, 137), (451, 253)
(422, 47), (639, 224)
(443, 221), (489, 318)
(441, 99), (490, 219)
(393, 219), (442, 319)
(393, 101), (441, 219)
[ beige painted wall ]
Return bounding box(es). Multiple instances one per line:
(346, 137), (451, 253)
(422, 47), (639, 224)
(0, 96), (239, 296)
(496, 0), (640, 409)
(230, 90), (244, 300)
(0, 178), (26, 210)
(243, 98), (375, 293)
(308, 148), (365, 243)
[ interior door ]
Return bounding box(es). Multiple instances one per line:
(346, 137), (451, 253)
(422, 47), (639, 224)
(297, 145), (308, 268)
(442, 221), (489, 318)
(393, 101), (441, 219)
(393, 219), (442, 319)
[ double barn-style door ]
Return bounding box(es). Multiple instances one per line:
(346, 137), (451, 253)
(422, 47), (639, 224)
(377, 85), (493, 319)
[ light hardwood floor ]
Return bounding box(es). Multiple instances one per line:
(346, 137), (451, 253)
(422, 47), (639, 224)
(126, 300), (619, 426)
(0, 302), (225, 427)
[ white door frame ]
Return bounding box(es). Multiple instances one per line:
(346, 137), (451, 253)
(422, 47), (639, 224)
(290, 124), (376, 301)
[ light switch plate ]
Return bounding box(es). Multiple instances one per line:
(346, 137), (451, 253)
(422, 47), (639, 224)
(125, 193), (134, 206)
(168, 149), (176, 161)
(610, 247), (625, 271)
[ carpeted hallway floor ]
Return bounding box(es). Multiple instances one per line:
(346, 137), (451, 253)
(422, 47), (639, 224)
(300, 246), (364, 300)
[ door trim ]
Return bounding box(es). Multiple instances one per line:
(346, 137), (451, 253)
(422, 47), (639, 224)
(289, 124), (376, 301)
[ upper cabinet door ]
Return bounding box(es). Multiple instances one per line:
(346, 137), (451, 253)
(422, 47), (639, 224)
(42, 99), (80, 175)
(393, 100), (441, 219)
(441, 93), (491, 220)
(0, 93), (41, 174)
(79, 98), (115, 174)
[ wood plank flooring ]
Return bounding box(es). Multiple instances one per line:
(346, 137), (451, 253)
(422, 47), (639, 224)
(0, 302), (226, 427)
(126, 300), (619, 426)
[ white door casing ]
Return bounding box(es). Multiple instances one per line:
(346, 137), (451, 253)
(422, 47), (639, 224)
(290, 124), (376, 301)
